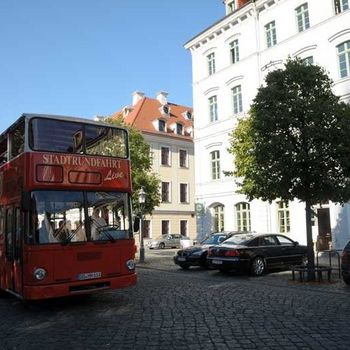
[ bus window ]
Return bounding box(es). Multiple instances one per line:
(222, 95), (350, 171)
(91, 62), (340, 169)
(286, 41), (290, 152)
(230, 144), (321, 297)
(11, 121), (25, 158)
(86, 191), (131, 241)
(30, 190), (86, 244)
(85, 126), (128, 158)
(30, 118), (83, 154)
(5, 208), (13, 260)
(0, 137), (8, 165)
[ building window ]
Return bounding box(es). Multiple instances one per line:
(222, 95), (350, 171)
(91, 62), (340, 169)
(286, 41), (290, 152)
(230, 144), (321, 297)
(161, 182), (170, 202)
(232, 85), (243, 114)
(265, 21), (277, 48)
(230, 39), (240, 64)
(277, 201), (290, 234)
(213, 205), (225, 232)
(235, 202), (251, 232)
(143, 220), (150, 239)
(158, 119), (166, 132)
(335, 0), (349, 14)
(179, 149), (188, 168)
(180, 220), (188, 236)
(338, 41), (350, 78)
(180, 183), (188, 203)
(295, 3), (310, 32)
(226, 0), (236, 14)
(210, 150), (220, 180)
(207, 52), (216, 75)
(302, 56), (314, 65)
(176, 123), (183, 135)
(161, 146), (170, 166)
(209, 95), (218, 122)
(161, 220), (170, 235)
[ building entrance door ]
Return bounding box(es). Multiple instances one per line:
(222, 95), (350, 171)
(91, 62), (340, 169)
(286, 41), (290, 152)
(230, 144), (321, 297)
(317, 208), (331, 251)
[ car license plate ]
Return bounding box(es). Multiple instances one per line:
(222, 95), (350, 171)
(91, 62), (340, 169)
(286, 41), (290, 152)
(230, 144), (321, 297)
(77, 272), (102, 280)
(212, 259), (223, 265)
(177, 257), (186, 262)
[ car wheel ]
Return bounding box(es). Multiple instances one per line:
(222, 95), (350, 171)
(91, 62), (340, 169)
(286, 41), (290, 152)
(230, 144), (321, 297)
(179, 263), (190, 270)
(250, 257), (265, 276)
(158, 242), (165, 249)
(343, 276), (350, 285)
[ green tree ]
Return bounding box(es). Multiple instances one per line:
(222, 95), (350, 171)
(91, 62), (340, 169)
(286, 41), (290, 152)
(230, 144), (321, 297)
(228, 58), (350, 280)
(105, 115), (161, 216)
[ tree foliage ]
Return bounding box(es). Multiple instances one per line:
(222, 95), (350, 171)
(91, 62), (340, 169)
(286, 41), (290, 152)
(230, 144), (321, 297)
(229, 58), (350, 205)
(228, 58), (350, 279)
(105, 115), (161, 215)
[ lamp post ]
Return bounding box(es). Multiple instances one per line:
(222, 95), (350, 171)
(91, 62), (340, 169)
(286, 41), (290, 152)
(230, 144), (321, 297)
(138, 186), (146, 263)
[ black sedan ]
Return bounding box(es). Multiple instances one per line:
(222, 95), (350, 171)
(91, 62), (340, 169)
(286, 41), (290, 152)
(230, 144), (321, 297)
(341, 240), (350, 285)
(173, 232), (236, 269)
(207, 233), (307, 276)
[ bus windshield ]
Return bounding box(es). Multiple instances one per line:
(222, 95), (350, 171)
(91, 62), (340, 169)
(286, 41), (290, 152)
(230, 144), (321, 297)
(30, 190), (131, 244)
(30, 118), (128, 158)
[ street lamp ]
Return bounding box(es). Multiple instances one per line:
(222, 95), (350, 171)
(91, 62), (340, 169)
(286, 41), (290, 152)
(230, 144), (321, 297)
(138, 186), (146, 263)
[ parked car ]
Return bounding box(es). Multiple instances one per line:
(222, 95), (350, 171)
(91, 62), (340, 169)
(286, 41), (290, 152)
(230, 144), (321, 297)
(147, 234), (189, 249)
(173, 231), (237, 269)
(207, 233), (307, 276)
(341, 240), (350, 285)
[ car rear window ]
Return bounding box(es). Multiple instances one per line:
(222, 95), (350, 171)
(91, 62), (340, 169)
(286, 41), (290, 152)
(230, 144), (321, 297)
(223, 234), (255, 245)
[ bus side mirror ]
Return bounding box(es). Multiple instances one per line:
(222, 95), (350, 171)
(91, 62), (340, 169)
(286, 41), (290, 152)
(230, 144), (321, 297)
(133, 216), (140, 232)
(21, 192), (31, 211)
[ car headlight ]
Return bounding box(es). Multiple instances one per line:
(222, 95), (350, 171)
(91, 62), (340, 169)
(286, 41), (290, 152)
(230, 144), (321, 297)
(34, 268), (47, 281)
(126, 259), (135, 270)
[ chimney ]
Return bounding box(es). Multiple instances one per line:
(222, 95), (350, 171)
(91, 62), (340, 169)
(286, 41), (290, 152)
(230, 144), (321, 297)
(224, 0), (249, 15)
(132, 91), (145, 106)
(156, 91), (168, 105)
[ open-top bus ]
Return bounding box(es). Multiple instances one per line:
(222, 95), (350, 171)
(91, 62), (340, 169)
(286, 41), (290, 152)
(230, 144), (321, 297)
(0, 114), (137, 300)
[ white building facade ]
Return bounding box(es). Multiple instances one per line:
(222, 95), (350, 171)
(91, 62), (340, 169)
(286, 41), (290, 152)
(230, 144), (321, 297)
(185, 0), (350, 249)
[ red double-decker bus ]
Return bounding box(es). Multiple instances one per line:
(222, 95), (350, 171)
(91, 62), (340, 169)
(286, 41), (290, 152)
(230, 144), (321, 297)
(0, 114), (137, 300)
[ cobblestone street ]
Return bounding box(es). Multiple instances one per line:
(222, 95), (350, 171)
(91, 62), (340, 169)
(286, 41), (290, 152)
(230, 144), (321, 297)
(0, 249), (350, 350)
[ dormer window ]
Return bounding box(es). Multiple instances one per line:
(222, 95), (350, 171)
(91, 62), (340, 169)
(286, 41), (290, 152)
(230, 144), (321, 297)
(158, 119), (166, 132)
(183, 110), (192, 120)
(226, 0), (236, 14)
(176, 123), (184, 135)
(160, 105), (170, 116)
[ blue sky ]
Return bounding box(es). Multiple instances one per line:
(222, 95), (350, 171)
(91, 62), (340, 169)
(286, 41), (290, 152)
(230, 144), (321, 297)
(0, 0), (223, 131)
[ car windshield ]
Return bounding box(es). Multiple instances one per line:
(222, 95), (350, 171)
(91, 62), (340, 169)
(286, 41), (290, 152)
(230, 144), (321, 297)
(202, 234), (228, 245)
(222, 233), (255, 245)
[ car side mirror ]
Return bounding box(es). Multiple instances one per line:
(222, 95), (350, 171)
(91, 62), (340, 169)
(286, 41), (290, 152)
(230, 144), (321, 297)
(294, 241), (299, 246)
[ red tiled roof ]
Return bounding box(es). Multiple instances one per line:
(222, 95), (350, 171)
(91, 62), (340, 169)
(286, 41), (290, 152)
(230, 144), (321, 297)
(111, 97), (193, 140)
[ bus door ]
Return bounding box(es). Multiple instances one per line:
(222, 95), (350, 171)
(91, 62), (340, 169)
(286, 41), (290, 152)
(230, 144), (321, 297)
(4, 207), (23, 294)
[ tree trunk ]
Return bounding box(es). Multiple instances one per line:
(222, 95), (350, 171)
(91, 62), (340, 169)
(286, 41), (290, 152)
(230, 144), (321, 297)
(305, 201), (315, 281)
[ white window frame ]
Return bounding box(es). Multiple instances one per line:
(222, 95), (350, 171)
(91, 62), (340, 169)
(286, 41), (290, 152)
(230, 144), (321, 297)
(335, 0), (349, 14)
(338, 41), (350, 78)
(295, 3), (310, 32)
(207, 52), (216, 75)
(235, 202), (251, 232)
(230, 39), (240, 64)
(277, 201), (290, 234)
(232, 85), (243, 114)
(213, 205), (225, 232)
(161, 181), (171, 203)
(209, 95), (218, 122)
(158, 119), (166, 132)
(179, 183), (189, 204)
(265, 21), (277, 48)
(210, 150), (220, 180)
(179, 149), (188, 168)
(160, 146), (171, 166)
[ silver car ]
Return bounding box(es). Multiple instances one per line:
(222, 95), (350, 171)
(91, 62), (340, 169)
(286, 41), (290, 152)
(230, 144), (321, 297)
(147, 234), (189, 249)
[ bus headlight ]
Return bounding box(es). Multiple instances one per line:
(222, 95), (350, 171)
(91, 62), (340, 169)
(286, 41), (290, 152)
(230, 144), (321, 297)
(126, 260), (135, 270)
(34, 268), (47, 281)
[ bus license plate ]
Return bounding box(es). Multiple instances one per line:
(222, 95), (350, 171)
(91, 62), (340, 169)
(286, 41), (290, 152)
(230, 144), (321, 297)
(212, 259), (223, 265)
(77, 272), (102, 280)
